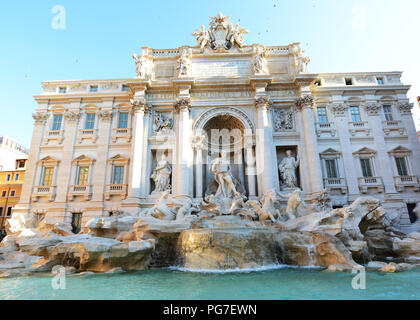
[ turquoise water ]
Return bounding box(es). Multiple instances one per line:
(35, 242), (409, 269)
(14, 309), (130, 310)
(0, 267), (419, 300)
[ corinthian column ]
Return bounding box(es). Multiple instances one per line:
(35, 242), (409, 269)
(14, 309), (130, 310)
(173, 98), (194, 198)
(126, 98), (150, 201)
(296, 95), (323, 195)
(399, 102), (420, 176)
(255, 96), (280, 195)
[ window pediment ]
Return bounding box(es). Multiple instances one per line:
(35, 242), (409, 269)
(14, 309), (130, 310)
(388, 146), (411, 156)
(39, 156), (60, 166)
(320, 148), (341, 158)
(353, 147), (376, 156)
(73, 155), (95, 165)
(108, 154), (130, 165)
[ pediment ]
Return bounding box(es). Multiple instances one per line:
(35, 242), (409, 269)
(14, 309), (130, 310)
(108, 154), (130, 164)
(39, 156), (60, 164)
(73, 155), (95, 163)
(388, 146), (411, 155)
(320, 148), (341, 155)
(353, 147), (376, 155)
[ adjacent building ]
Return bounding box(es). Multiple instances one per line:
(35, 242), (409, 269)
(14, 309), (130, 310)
(0, 159), (27, 229)
(14, 14), (420, 233)
(0, 136), (28, 171)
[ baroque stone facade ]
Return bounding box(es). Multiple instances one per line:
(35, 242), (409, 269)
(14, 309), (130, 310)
(14, 13), (420, 233)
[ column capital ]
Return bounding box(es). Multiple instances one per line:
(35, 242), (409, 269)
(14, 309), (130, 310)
(130, 98), (150, 114)
(399, 102), (413, 115)
(32, 112), (48, 125)
(296, 95), (314, 110)
(255, 96), (272, 111)
(174, 97), (191, 112)
(365, 102), (381, 116)
(332, 103), (348, 117)
(191, 135), (205, 150)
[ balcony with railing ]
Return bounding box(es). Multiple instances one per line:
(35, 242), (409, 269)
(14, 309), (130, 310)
(348, 121), (371, 137)
(68, 185), (92, 201)
(44, 130), (64, 145)
(111, 128), (132, 143)
(77, 128), (98, 144)
(323, 177), (347, 194)
(32, 186), (56, 202)
(394, 175), (419, 192)
(358, 176), (384, 193)
(382, 120), (405, 136)
(105, 184), (128, 200)
(315, 122), (337, 138)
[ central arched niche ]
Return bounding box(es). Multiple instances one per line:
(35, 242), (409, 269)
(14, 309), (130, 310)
(199, 114), (248, 198)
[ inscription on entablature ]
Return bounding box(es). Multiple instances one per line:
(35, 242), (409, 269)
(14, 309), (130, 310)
(192, 59), (250, 77)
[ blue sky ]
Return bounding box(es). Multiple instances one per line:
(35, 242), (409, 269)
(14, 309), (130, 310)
(1, 0), (419, 147)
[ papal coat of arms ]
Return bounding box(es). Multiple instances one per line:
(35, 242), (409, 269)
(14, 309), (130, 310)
(192, 12), (249, 51)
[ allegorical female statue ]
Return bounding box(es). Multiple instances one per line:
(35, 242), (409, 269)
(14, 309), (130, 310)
(151, 154), (171, 193)
(278, 150), (300, 189)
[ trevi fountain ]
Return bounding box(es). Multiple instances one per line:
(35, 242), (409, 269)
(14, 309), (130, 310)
(0, 13), (419, 299)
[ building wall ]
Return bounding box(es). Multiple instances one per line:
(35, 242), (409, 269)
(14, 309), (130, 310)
(0, 160), (26, 229)
(14, 43), (420, 234)
(0, 136), (28, 171)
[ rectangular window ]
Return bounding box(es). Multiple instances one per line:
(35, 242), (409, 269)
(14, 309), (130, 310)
(317, 107), (328, 123)
(6, 174), (11, 182)
(360, 158), (373, 177)
(14, 174), (19, 181)
(112, 166), (124, 185)
(18, 161), (25, 168)
(76, 166), (89, 185)
(85, 113), (96, 129)
(118, 112), (129, 129)
(59, 87), (67, 94)
(10, 190), (15, 197)
(0, 208), (3, 216)
(383, 105), (393, 121)
(6, 207), (12, 217)
(377, 77), (384, 85)
(325, 159), (338, 178)
(350, 106), (362, 122)
(345, 78), (353, 86)
(89, 85), (98, 92)
(122, 85), (129, 92)
(41, 167), (54, 186)
(1, 191), (7, 197)
(395, 157), (408, 176)
(52, 114), (63, 131)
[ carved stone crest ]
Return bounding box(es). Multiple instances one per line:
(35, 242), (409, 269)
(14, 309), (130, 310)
(192, 13), (249, 51)
(64, 111), (80, 121)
